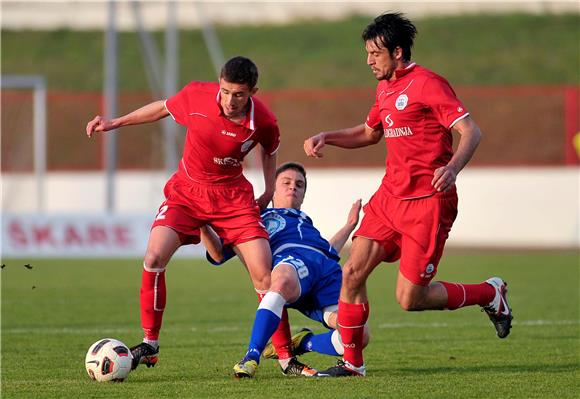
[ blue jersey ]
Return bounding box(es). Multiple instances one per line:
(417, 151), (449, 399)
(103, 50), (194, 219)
(262, 208), (340, 262)
(206, 207), (339, 265)
(206, 207), (342, 327)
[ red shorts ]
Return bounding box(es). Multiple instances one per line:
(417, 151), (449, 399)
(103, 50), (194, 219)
(151, 173), (268, 247)
(354, 188), (458, 286)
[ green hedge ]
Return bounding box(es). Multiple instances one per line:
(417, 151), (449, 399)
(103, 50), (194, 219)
(2, 13), (578, 91)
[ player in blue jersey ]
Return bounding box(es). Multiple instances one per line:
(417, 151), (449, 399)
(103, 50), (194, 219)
(201, 162), (369, 378)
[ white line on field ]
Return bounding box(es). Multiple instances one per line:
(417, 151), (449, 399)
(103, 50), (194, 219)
(2, 319), (578, 335)
(377, 319), (580, 329)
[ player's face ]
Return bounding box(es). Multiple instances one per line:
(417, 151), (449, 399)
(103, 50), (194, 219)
(365, 39), (398, 81)
(219, 79), (258, 119)
(272, 169), (306, 210)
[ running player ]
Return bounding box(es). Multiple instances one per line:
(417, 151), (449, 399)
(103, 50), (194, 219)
(304, 13), (513, 377)
(201, 162), (369, 378)
(85, 56), (280, 370)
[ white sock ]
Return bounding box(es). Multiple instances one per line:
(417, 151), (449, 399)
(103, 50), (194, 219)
(278, 357), (291, 370)
(143, 338), (159, 349)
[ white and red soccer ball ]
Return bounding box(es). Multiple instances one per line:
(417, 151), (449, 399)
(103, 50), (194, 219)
(85, 338), (132, 382)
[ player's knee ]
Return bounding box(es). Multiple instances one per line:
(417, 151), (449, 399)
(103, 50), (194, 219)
(143, 252), (168, 272)
(270, 274), (290, 292)
(397, 292), (423, 311)
(270, 276), (299, 302)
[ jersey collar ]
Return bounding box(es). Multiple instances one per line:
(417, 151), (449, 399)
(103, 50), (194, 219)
(215, 89), (256, 131)
(394, 62), (416, 79)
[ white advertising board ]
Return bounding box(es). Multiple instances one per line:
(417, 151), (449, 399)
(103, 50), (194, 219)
(1, 213), (205, 258)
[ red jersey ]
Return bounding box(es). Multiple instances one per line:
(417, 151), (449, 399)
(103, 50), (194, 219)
(366, 63), (469, 199)
(165, 81), (280, 184)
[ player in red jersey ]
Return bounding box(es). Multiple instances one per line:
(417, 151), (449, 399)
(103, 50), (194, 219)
(304, 13), (513, 377)
(86, 56), (280, 370)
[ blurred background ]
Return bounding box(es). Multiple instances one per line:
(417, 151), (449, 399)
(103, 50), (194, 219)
(2, 0), (579, 258)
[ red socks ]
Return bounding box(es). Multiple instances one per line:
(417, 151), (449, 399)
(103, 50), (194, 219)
(337, 300), (369, 367)
(140, 270), (166, 340)
(440, 281), (495, 310)
(271, 308), (293, 360)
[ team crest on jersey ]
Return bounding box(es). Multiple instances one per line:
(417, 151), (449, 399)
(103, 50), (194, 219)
(241, 140), (254, 153)
(395, 94), (408, 110)
(263, 213), (286, 237)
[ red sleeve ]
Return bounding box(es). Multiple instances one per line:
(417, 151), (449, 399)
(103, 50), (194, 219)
(259, 121), (281, 155)
(365, 86), (383, 129)
(165, 82), (199, 126)
(422, 76), (469, 129)
(365, 101), (382, 130)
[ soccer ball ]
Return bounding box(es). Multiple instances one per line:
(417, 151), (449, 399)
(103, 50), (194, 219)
(85, 338), (133, 382)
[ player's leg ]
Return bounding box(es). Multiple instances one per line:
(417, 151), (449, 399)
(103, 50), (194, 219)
(267, 263), (317, 376)
(293, 306), (370, 358)
(396, 269), (512, 337)
(244, 263), (299, 362)
(395, 192), (512, 338)
(131, 225), (182, 370)
(233, 237), (272, 291)
(235, 261), (310, 378)
(318, 237), (386, 377)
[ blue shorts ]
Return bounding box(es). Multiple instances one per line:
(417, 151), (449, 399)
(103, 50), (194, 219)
(272, 247), (342, 328)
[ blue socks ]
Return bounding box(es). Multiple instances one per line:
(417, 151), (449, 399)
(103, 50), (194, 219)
(245, 292), (286, 363)
(299, 330), (341, 356)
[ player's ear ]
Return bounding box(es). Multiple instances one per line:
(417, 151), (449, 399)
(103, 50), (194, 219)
(250, 87), (259, 96)
(393, 46), (403, 61)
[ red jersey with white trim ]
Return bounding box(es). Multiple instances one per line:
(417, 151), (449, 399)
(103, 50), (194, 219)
(165, 81), (280, 184)
(366, 64), (469, 199)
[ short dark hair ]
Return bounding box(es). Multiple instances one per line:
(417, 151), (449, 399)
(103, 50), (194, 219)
(220, 56), (259, 89)
(362, 12), (417, 61)
(276, 162), (307, 191)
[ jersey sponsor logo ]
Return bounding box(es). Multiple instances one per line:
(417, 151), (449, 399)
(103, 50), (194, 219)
(385, 114), (394, 127)
(220, 129), (237, 137)
(241, 139), (254, 153)
(213, 157), (240, 167)
(457, 107), (464, 113)
(263, 213), (286, 237)
(383, 126), (413, 138)
(395, 94), (408, 110)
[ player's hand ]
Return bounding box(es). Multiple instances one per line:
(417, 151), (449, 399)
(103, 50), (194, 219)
(432, 165), (457, 192)
(86, 115), (113, 138)
(346, 199), (362, 228)
(304, 133), (326, 158)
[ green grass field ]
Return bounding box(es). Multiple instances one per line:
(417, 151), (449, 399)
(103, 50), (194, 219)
(2, 251), (578, 398)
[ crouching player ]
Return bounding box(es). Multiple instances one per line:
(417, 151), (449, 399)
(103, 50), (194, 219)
(201, 162), (369, 378)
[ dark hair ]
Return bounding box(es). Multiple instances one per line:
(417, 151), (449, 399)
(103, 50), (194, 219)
(220, 56), (259, 89)
(362, 12), (417, 61)
(276, 162), (307, 191)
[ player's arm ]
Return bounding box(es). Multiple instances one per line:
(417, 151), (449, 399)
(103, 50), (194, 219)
(304, 123), (382, 158)
(432, 116), (483, 192)
(255, 147), (277, 209)
(200, 225), (225, 263)
(329, 199), (362, 252)
(86, 100), (169, 137)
